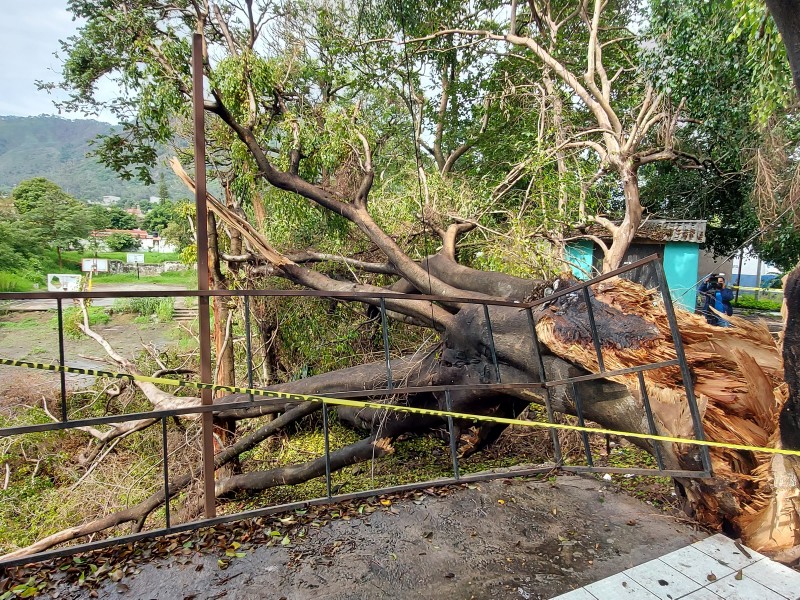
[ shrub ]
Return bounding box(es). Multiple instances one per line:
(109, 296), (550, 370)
(179, 243), (197, 265)
(52, 306), (111, 339)
(155, 298), (174, 322)
(113, 296), (174, 322)
(105, 232), (141, 252)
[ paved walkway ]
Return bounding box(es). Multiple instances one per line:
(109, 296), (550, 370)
(1, 283), (188, 311)
(553, 533), (800, 599)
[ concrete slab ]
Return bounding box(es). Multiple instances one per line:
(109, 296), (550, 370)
(704, 571), (785, 600)
(552, 534), (800, 600)
(690, 533), (764, 571)
(741, 558), (800, 598)
(624, 558), (701, 599)
(659, 545), (735, 585)
(583, 572), (660, 599)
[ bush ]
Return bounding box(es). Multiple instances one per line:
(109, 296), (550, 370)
(105, 232), (141, 252)
(0, 271), (33, 292)
(52, 306), (111, 339)
(155, 298), (174, 322)
(113, 296), (174, 322)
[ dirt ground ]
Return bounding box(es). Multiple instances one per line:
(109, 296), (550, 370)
(38, 475), (706, 600)
(0, 310), (182, 415)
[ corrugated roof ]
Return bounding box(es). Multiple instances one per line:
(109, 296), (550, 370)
(579, 219), (706, 243)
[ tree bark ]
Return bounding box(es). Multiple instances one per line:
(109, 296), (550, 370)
(208, 213), (238, 476)
(766, 0), (800, 94)
(602, 164), (643, 272)
(780, 267), (800, 449)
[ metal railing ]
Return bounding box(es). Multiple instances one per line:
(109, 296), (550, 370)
(0, 255), (710, 567)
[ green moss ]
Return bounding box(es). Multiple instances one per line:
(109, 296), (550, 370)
(604, 443), (674, 506)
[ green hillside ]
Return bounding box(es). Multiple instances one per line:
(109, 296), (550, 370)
(0, 115), (190, 202)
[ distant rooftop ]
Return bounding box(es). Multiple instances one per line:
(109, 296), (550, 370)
(578, 219), (706, 244)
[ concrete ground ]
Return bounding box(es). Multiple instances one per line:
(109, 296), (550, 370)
(42, 475), (707, 600)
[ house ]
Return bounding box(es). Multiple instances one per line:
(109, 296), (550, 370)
(91, 228), (177, 254)
(565, 219), (707, 311)
(125, 207), (144, 218)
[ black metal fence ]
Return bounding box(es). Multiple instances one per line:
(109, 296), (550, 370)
(0, 255), (710, 567)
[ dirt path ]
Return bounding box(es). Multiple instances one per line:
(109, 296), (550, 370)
(52, 475), (704, 600)
(0, 311), (185, 414)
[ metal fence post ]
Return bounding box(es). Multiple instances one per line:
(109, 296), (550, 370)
(525, 308), (562, 464)
(445, 390), (460, 480)
(193, 33), (216, 519)
(56, 298), (68, 421)
(379, 298), (394, 389)
(653, 259), (713, 475)
(322, 400), (332, 498)
(244, 295), (254, 401)
(482, 304), (502, 382)
(161, 416), (171, 529)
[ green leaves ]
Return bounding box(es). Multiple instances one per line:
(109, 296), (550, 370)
(728, 0), (793, 122)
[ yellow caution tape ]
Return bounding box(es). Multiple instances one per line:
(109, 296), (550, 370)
(2, 357), (799, 458)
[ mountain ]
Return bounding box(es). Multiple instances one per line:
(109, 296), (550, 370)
(0, 115), (190, 201)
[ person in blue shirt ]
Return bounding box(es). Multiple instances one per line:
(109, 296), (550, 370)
(699, 274), (734, 326)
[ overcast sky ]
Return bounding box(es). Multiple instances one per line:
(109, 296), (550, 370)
(0, 1), (114, 121)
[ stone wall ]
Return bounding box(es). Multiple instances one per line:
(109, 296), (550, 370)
(107, 260), (193, 276)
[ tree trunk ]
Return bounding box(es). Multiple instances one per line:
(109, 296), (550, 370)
(208, 213), (238, 476)
(766, 0), (800, 94)
(603, 164), (643, 272)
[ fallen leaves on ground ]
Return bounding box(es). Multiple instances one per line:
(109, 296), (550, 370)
(0, 482), (475, 597)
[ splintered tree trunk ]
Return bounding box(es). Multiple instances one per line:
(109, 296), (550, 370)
(531, 279), (799, 551)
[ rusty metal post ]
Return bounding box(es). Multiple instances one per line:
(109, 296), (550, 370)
(193, 33), (216, 519)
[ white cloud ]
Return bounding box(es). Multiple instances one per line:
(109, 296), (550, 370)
(0, 1), (115, 122)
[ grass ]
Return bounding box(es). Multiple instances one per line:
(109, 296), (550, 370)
(0, 317), (40, 330)
(732, 295), (782, 312)
(0, 250), (186, 292)
(0, 272), (34, 292)
(94, 270), (196, 288)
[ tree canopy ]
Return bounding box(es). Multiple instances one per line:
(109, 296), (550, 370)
(11, 177), (90, 268)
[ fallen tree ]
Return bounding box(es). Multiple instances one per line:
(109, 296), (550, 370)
(11, 0), (796, 563)
(3, 193), (797, 561)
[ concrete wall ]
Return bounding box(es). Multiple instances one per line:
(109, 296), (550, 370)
(107, 260), (190, 275)
(663, 242), (700, 311)
(697, 251), (732, 283)
(564, 240), (594, 280)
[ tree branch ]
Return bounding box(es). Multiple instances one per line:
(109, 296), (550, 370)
(171, 159), (455, 329)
